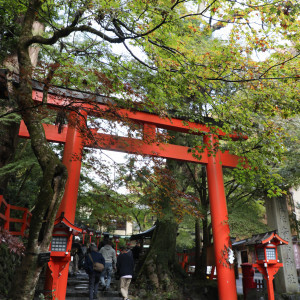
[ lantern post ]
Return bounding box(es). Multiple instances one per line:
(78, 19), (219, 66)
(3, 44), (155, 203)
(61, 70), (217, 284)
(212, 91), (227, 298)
(88, 228), (94, 244)
(113, 235), (120, 255)
(44, 215), (82, 299)
(82, 229), (87, 245)
(96, 231), (102, 248)
(251, 231), (288, 300)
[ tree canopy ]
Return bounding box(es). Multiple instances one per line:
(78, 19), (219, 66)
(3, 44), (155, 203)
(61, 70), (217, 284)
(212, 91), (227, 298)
(0, 0), (299, 298)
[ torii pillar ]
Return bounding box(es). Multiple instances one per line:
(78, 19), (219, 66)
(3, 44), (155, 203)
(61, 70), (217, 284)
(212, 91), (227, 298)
(44, 111), (87, 300)
(204, 135), (237, 300)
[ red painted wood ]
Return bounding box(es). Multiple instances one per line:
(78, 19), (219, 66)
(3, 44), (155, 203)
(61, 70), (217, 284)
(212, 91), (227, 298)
(0, 195), (9, 229)
(253, 263), (283, 300)
(18, 121), (67, 143)
(46, 111), (87, 300)
(0, 195), (31, 234)
(8, 217), (25, 223)
(89, 132), (210, 164)
(204, 134), (237, 300)
(19, 121), (245, 168)
(56, 111), (86, 223)
(260, 232), (288, 245)
(9, 205), (29, 211)
(31, 89), (247, 140)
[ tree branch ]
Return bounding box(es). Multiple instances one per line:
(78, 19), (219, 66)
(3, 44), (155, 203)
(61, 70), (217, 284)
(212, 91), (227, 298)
(123, 41), (157, 70)
(180, 0), (219, 19)
(259, 52), (300, 79)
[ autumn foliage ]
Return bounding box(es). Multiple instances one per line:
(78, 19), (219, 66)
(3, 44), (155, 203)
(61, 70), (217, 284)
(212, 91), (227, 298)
(0, 228), (25, 256)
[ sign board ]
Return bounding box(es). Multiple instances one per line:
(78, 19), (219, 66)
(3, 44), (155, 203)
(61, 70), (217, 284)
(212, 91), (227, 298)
(38, 252), (51, 265)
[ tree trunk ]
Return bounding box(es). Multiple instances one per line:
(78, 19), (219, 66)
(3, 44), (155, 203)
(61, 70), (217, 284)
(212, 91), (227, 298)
(0, 96), (19, 191)
(7, 3), (68, 299)
(0, 17), (44, 192)
(197, 216), (210, 279)
(194, 216), (209, 280)
(9, 160), (67, 299)
(194, 217), (201, 275)
(137, 170), (185, 296)
(194, 165), (210, 279)
(139, 218), (179, 291)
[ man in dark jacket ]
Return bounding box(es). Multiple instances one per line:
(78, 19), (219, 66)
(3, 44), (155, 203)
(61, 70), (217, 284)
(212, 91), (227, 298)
(84, 243), (105, 300)
(117, 246), (134, 300)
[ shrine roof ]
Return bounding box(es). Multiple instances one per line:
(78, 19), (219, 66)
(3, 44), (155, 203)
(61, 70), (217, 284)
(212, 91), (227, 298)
(54, 213), (83, 233)
(130, 225), (156, 240)
(232, 230), (288, 247)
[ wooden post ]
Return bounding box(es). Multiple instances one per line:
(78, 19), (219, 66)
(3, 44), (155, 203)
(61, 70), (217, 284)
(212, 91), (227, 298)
(204, 134), (237, 300)
(44, 110), (87, 300)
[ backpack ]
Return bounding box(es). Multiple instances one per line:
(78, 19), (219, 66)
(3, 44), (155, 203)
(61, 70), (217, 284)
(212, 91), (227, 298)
(88, 254), (104, 272)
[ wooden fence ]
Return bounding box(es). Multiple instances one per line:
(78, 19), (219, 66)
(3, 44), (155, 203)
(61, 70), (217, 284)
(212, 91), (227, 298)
(0, 195), (32, 237)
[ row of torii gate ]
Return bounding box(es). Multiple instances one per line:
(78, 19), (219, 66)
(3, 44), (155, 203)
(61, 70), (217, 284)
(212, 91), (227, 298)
(19, 81), (247, 300)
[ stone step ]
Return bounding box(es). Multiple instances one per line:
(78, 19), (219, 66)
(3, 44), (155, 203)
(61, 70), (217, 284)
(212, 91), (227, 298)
(74, 284), (89, 290)
(68, 279), (89, 286)
(66, 288), (120, 296)
(34, 269), (123, 299)
(66, 297), (122, 300)
(66, 284), (120, 298)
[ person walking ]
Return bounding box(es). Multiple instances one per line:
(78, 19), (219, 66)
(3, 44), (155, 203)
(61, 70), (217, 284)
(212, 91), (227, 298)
(99, 239), (117, 291)
(72, 248), (79, 275)
(131, 242), (141, 261)
(84, 243), (105, 300)
(117, 246), (134, 300)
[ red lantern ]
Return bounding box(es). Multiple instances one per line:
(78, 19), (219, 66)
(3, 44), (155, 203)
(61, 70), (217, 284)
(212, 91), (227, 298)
(44, 213), (83, 299)
(250, 231), (288, 300)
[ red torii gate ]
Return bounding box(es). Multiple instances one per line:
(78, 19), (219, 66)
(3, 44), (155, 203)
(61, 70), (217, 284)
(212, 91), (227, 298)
(19, 85), (247, 300)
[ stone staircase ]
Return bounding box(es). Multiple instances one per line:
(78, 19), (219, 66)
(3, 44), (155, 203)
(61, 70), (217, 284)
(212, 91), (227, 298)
(66, 270), (122, 300)
(34, 269), (124, 300)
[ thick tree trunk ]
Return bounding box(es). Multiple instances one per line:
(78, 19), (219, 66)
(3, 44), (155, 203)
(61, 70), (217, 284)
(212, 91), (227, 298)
(7, 2), (68, 299)
(139, 219), (179, 291)
(137, 170), (185, 297)
(0, 17), (44, 192)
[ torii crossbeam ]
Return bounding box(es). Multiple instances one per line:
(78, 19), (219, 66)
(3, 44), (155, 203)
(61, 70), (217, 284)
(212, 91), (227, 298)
(19, 84), (247, 300)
